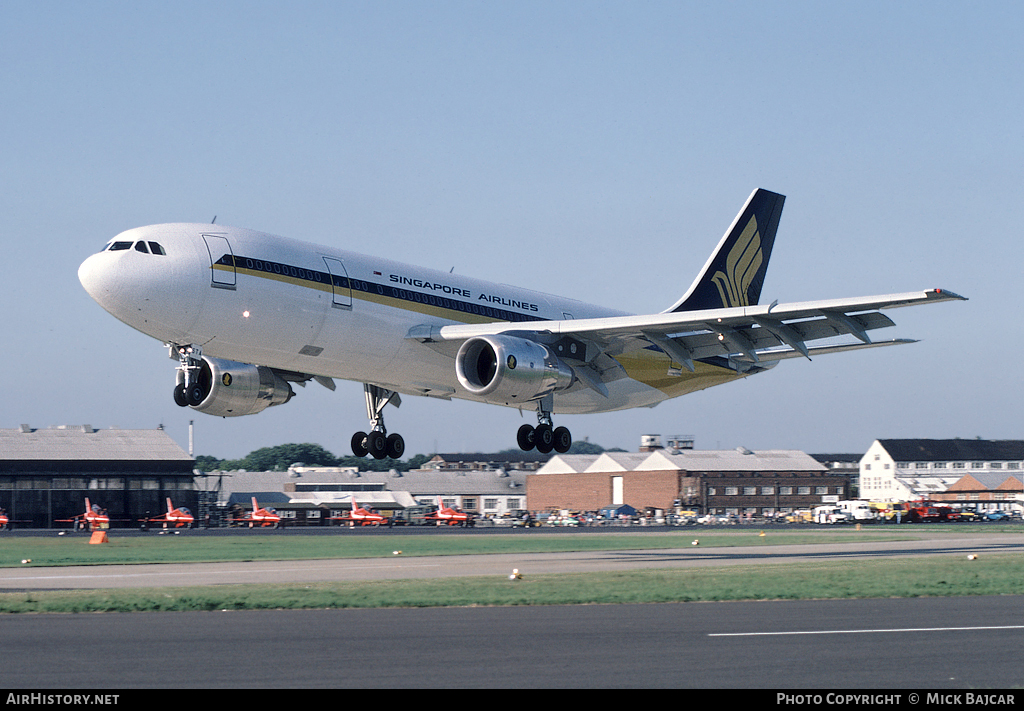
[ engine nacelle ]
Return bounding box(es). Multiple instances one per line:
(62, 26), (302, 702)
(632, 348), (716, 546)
(456, 335), (574, 405)
(177, 357), (295, 417)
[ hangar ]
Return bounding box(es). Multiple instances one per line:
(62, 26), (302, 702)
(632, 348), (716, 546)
(0, 425), (196, 528)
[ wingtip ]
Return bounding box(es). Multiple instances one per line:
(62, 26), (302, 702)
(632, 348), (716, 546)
(931, 288), (967, 301)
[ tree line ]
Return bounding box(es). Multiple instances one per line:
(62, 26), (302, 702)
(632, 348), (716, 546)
(194, 439), (612, 473)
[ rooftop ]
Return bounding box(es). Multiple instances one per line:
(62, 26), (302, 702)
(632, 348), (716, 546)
(0, 425), (193, 463)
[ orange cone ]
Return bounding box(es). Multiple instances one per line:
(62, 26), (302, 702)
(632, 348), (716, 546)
(89, 530), (109, 544)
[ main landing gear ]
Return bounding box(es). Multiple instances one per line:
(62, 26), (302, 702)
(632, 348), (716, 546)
(351, 384), (406, 460)
(516, 403), (572, 454)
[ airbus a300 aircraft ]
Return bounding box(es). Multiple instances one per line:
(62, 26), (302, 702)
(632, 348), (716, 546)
(78, 189), (964, 459)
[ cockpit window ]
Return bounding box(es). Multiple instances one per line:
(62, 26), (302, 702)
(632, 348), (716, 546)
(134, 241), (150, 253)
(107, 241), (133, 251)
(148, 242), (166, 255)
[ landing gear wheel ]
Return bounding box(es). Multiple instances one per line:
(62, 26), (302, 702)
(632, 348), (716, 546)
(386, 433), (405, 460)
(366, 431), (388, 460)
(553, 426), (572, 454)
(517, 424), (536, 452)
(351, 431), (369, 458)
(535, 424), (554, 454)
(173, 384), (188, 407)
(186, 384), (205, 406)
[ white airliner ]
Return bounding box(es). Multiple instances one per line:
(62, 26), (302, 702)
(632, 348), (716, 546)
(78, 189), (964, 459)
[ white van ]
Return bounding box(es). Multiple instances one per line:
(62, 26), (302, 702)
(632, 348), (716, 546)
(813, 506), (850, 524)
(838, 500), (877, 522)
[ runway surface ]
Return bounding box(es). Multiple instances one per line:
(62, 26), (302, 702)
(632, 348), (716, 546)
(2, 597), (1022, 688)
(2, 529), (1022, 689)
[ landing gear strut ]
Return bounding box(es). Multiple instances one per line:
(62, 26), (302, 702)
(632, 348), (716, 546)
(171, 344), (205, 407)
(351, 384), (405, 460)
(517, 402), (571, 454)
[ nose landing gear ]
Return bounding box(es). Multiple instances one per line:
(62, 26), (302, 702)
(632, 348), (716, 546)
(171, 344), (205, 407)
(351, 384), (405, 460)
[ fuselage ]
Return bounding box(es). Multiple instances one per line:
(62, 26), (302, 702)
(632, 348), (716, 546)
(79, 223), (734, 414)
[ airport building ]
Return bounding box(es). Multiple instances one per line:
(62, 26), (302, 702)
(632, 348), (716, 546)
(528, 448), (841, 516)
(859, 439), (1024, 504)
(0, 425), (196, 528)
(212, 453), (537, 524)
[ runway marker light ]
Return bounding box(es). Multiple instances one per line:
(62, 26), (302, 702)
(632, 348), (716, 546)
(968, 554), (978, 560)
(509, 568), (522, 580)
(691, 539), (699, 546)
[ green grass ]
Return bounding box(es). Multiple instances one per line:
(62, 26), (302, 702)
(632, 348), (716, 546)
(0, 529), (930, 568)
(3, 553), (1023, 614)
(2, 526), (1021, 613)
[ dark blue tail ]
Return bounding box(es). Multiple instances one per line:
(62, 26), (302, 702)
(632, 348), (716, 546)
(665, 189), (785, 313)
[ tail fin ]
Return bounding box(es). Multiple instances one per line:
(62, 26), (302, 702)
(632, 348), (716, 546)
(664, 188), (785, 312)
(166, 497), (174, 513)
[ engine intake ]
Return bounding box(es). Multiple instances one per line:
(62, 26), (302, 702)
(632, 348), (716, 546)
(177, 357), (295, 417)
(456, 335), (574, 405)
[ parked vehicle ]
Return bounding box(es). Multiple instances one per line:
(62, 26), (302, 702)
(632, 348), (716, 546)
(813, 506), (850, 524)
(837, 500), (877, 522)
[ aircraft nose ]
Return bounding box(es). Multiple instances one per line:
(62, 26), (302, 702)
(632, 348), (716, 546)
(78, 251), (120, 309)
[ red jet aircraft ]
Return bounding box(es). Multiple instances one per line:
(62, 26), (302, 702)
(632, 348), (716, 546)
(232, 496), (282, 528)
(142, 498), (195, 529)
(425, 496), (473, 526)
(56, 498), (111, 531)
(332, 497), (387, 526)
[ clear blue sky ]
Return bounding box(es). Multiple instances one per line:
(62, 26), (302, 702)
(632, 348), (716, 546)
(2, 1), (1019, 460)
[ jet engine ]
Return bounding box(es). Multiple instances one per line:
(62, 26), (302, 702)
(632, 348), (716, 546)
(455, 335), (574, 405)
(174, 356), (295, 417)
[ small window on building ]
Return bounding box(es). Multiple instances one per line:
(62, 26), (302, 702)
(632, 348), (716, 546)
(780, 486), (793, 496)
(815, 486), (828, 495)
(725, 487), (738, 496)
(797, 486), (811, 495)
(761, 486), (775, 495)
(743, 487), (756, 496)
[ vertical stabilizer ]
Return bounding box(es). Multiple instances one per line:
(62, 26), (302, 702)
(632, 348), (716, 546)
(664, 189), (785, 312)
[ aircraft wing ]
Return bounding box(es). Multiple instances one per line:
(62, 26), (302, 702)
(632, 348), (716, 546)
(409, 288), (965, 388)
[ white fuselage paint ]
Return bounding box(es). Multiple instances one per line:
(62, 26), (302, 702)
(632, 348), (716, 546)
(79, 223), (677, 414)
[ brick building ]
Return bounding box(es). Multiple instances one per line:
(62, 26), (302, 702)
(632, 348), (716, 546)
(528, 449), (845, 516)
